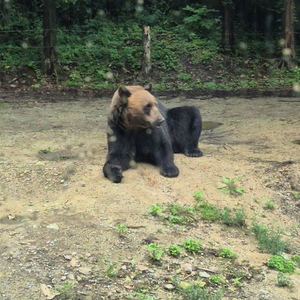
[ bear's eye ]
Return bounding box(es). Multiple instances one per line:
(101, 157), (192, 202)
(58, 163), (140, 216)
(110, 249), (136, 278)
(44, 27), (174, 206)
(143, 103), (152, 116)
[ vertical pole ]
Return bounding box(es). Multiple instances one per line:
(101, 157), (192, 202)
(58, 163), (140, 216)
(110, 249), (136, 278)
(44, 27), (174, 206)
(43, 0), (59, 78)
(142, 26), (151, 75)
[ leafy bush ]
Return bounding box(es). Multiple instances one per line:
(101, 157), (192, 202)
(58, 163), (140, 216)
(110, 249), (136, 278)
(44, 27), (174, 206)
(267, 255), (295, 273)
(144, 243), (164, 261)
(277, 272), (294, 287)
(252, 222), (288, 254)
(168, 245), (181, 257)
(179, 285), (223, 300)
(219, 247), (238, 259)
(183, 240), (202, 255)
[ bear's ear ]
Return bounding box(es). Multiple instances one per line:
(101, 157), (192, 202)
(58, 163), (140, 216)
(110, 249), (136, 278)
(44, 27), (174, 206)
(118, 86), (131, 106)
(144, 83), (153, 92)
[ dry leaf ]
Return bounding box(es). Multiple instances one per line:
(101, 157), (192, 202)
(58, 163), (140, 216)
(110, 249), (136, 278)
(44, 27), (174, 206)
(70, 257), (78, 267)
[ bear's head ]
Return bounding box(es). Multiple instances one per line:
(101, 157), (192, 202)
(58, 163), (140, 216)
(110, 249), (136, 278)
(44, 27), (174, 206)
(111, 85), (165, 130)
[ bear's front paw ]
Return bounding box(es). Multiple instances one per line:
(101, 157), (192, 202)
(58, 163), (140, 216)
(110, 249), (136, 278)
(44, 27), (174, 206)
(185, 148), (203, 157)
(160, 165), (179, 178)
(103, 163), (123, 183)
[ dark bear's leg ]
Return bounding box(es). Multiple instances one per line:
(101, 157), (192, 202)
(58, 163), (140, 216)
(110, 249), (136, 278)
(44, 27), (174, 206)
(167, 106), (203, 157)
(155, 132), (179, 177)
(103, 162), (123, 183)
(103, 124), (135, 183)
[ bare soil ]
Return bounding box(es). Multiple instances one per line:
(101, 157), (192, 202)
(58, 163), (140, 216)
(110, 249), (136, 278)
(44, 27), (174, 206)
(0, 91), (300, 300)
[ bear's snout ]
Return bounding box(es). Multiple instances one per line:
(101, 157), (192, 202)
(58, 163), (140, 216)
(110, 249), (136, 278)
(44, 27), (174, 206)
(154, 116), (165, 128)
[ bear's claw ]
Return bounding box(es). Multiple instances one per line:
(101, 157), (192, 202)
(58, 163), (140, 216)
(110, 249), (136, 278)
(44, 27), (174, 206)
(160, 165), (179, 178)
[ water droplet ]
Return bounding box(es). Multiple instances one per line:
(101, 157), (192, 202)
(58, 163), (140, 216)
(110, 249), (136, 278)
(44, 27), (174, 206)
(239, 42), (247, 50)
(86, 41), (93, 48)
(282, 48), (291, 56)
(278, 39), (285, 47)
(129, 160), (136, 167)
(21, 42), (28, 49)
(105, 72), (114, 80)
(98, 10), (105, 16)
(108, 135), (117, 142)
(293, 82), (300, 93)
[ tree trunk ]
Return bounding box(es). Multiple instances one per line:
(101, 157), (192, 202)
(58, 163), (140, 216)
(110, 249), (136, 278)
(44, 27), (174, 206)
(222, 2), (234, 52)
(142, 26), (151, 75)
(279, 0), (296, 69)
(43, 0), (59, 79)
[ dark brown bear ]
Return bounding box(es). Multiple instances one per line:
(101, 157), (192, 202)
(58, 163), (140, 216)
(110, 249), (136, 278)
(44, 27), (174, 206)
(103, 84), (202, 183)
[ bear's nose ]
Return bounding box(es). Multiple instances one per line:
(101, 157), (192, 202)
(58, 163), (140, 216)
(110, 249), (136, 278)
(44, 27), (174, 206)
(158, 117), (165, 124)
(155, 117), (165, 128)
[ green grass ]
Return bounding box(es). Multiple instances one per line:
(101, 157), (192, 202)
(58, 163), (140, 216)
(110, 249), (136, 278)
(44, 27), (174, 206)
(179, 285), (223, 300)
(252, 222), (288, 254)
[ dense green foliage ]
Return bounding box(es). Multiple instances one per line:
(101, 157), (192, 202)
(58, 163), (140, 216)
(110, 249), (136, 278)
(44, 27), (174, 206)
(0, 0), (300, 90)
(267, 255), (296, 273)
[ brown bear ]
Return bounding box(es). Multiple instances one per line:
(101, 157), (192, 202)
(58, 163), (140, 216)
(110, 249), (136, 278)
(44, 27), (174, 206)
(103, 84), (202, 183)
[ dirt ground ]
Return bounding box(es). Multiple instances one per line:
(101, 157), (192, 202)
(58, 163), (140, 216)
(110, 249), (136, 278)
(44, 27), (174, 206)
(0, 90), (300, 300)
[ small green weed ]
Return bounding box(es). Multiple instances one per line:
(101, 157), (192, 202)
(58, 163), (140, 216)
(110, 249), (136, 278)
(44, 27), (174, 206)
(179, 284), (223, 300)
(220, 207), (247, 227)
(193, 189), (205, 202)
(105, 261), (118, 277)
(195, 201), (220, 221)
(263, 198), (275, 209)
(144, 243), (164, 261)
(210, 275), (222, 284)
(38, 148), (53, 154)
(219, 247), (238, 259)
(277, 272), (294, 288)
(217, 176), (244, 195)
(168, 245), (181, 257)
(267, 255), (295, 273)
(252, 222), (288, 254)
(133, 294), (158, 300)
(150, 204), (162, 216)
(292, 254), (300, 266)
(232, 278), (242, 287)
(56, 282), (75, 300)
(183, 240), (202, 255)
(293, 192), (299, 200)
(116, 224), (128, 236)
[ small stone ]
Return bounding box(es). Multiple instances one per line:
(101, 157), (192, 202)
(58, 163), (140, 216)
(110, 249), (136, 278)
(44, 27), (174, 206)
(179, 281), (191, 289)
(164, 284), (175, 290)
(61, 276), (66, 281)
(78, 267), (91, 275)
(181, 263), (193, 274)
(199, 271), (210, 278)
(46, 223), (59, 230)
(68, 273), (75, 280)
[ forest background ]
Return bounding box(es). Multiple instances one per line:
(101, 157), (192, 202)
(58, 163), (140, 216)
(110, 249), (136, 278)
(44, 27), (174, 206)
(0, 0), (300, 94)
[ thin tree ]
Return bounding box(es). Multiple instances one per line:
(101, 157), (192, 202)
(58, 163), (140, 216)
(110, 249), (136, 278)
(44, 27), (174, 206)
(43, 0), (59, 81)
(222, 0), (234, 52)
(279, 0), (296, 69)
